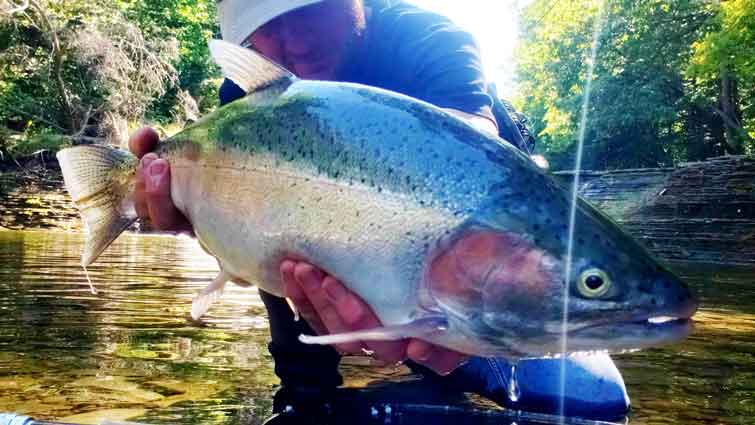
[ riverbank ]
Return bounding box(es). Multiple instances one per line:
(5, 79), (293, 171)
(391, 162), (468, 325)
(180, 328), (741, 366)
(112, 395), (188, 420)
(2, 154), (753, 266)
(555, 155), (755, 265)
(0, 158), (79, 231)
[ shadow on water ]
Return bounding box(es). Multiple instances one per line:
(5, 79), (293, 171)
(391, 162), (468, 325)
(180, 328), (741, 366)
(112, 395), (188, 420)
(0, 229), (753, 424)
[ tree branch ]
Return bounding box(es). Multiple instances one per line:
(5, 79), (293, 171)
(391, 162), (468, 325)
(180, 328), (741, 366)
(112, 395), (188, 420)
(28, 0), (78, 133)
(1, 0), (29, 14)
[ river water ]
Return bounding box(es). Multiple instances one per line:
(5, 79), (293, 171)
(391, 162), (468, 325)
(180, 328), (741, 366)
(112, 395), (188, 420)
(0, 230), (753, 424)
(0, 172), (754, 424)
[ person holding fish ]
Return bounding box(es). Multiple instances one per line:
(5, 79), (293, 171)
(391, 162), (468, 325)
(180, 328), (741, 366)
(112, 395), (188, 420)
(129, 0), (631, 419)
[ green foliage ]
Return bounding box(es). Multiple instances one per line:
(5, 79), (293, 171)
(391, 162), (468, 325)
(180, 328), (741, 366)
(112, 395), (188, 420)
(515, 0), (753, 170)
(115, 0), (221, 120)
(1, 0), (181, 145)
(0, 0), (221, 160)
(687, 0), (755, 153)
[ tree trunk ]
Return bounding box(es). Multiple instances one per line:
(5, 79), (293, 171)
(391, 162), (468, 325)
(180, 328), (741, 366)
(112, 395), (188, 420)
(718, 67), (749, 154)
(28, 0), (79, 134)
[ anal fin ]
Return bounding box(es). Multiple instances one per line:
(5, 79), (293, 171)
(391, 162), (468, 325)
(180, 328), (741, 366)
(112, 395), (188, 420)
(299, 316), (448, 345)
(191, 271), (229, 320)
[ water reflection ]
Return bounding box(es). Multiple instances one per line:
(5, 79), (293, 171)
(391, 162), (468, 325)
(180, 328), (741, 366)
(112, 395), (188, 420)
(0, 230), (277, 423)
(0, 230), (753, 424)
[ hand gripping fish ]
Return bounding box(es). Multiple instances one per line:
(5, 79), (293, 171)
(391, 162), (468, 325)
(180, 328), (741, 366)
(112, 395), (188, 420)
(56, 40), (697, 359)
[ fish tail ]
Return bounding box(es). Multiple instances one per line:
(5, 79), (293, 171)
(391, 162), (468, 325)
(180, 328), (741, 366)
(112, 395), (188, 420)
(56, 145), (139, 267)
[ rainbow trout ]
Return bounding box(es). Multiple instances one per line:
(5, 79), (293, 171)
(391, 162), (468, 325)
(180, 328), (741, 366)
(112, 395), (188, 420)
(56, 41), (696, 359)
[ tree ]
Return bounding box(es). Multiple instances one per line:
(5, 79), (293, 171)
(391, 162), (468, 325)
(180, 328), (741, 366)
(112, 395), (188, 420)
(0, 0), (179, 148)
(115, 0), (220, 119)
(515, 0), (750, 170)
(687, 0), (755, 154)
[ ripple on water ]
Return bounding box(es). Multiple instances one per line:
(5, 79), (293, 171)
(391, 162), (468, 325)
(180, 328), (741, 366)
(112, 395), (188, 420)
(0, 231), (754, 424)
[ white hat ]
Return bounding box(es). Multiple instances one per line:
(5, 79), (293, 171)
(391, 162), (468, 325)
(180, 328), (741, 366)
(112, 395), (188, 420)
(218, 0), (323, 45)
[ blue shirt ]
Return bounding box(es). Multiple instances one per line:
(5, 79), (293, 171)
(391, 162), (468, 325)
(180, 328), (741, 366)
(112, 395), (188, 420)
(219, 0), (495, 125)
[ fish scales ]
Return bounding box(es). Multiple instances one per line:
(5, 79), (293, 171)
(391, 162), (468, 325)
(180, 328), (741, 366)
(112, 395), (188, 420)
(56, 40), (697, 359)
(163, 81), (519, 326)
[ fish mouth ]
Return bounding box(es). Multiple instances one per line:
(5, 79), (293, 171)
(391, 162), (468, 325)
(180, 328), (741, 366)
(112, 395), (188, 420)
(567, 314), (695, 351)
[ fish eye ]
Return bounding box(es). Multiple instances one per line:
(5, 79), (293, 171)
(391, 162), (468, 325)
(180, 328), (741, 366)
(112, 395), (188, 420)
(577, 268), (611, 298)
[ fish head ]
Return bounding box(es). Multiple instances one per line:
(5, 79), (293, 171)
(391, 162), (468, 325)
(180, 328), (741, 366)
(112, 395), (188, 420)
(428, 194), (697, 358)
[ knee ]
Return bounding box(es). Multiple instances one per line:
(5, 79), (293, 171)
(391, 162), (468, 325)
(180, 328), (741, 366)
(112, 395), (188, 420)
(456, 354), (629, 420)
(514, 353), (630, 420)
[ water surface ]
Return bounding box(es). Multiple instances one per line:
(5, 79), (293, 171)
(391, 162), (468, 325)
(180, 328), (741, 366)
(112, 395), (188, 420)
(0, 230), (753, 424)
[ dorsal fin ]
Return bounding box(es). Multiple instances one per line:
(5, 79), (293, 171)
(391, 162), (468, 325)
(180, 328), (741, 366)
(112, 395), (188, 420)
(209, 39), (296, 94)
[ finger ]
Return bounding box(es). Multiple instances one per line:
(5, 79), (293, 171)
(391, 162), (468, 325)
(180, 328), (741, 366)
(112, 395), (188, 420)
(321, 276), (407, 363)
(128, 127), (160, 158)
(281, 260), (327, 335)
(142, 157), (192, 231)
(133, 179), (149, 219)
(294, 263), (364, 354)
(407, 340), (468, 376)
(133, 154), (157, 219)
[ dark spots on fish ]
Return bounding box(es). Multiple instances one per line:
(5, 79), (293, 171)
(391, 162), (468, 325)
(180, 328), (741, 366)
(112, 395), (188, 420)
(650, 298), (657, 305)
(533, 224), (541, 231)
(663, 281), (670, 289)
(355, 210), (360, 218)
(546, 218), (552, 224)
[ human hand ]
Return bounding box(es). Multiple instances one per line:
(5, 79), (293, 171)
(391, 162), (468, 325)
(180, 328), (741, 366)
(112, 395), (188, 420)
(128, 127), (193, 232)
(280, 260), (468, 375)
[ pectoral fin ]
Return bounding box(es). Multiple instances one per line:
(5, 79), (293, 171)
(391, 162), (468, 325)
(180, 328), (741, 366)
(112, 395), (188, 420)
(191, 271), (230, 320)
(298, 316), (448, 345)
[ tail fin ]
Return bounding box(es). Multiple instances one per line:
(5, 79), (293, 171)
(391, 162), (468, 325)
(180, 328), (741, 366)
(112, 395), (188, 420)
(56, 145), (139, 267)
